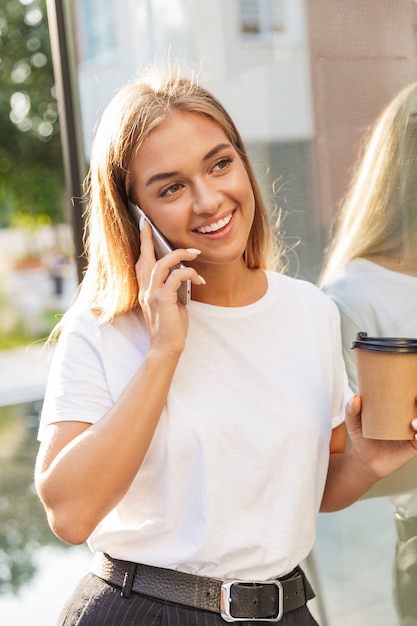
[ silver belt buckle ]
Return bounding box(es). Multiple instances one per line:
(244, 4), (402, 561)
(220, 579), (283, 622)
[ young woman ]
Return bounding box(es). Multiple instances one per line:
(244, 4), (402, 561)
(320, 81), (417, 624)
(35, 67), (417, 625)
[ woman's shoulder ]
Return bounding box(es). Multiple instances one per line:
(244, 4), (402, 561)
(323, 258), (395, 287)
(54, 300), (141, 343)
(266, 270), (338, 310)
(321, 259), (382, 297)
(267, 269), (328, 294)
(54, 300), (100, 336)
(320, 259), (402, 326)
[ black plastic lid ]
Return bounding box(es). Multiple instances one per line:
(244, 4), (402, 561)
(351, 331), (417, 353)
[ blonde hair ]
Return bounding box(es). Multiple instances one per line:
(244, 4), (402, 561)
(319, 81), (417, 286)
(79, 65), (282, 322)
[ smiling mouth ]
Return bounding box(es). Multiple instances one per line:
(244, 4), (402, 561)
(195, 212), (233, 234)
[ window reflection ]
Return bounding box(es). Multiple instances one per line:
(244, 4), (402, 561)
(0, 402), (64, 594)
(239, 0), (285, 36)
(76, 0), (116, 63)
(48, 2), (417, 624)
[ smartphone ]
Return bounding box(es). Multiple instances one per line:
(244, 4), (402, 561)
(129, 201), (191, 305)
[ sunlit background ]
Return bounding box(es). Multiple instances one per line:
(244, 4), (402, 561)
(1, 1), (417, 624)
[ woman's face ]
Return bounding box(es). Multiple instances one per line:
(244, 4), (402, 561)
(131, 110), (255, 269)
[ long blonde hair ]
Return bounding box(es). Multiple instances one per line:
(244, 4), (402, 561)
(319, 81), (417, 286)
(79, 66), (282, 322)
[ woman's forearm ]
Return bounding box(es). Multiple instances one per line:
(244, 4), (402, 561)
(35, 349), (180, 544)
(320, 448), (379, 512)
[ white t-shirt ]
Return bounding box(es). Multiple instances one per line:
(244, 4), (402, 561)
(323, 258), (417, 510)
(40, 270), (348, 580)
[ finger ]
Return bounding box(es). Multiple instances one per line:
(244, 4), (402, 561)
(138, 218), (155, 263)
(163, 266), (205, 297)
(155, 247), (202, 271)
(345, 394), (362, 433)
(147, 248), (203, 288)
(135, 220), (156, 302)
(346, 394), (361, 417)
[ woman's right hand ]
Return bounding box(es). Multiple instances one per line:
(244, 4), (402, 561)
(135, 219), (204, 356)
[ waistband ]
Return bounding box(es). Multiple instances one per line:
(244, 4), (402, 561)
(91, 552), (315, 622)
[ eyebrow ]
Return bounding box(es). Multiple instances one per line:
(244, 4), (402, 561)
(203, 143), (231, 162)
(145, 143), (232, 187)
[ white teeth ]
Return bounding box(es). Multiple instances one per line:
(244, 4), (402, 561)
(197, 213), (232, 234)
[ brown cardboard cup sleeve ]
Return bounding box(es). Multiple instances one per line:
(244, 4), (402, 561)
(352, 332), (417, 440)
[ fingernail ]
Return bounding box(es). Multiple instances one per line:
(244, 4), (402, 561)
(139, 216), (145, 231)
(198, 274), (206, 285)
(186, 248), (201, 255)
(412, 418), (417, 429)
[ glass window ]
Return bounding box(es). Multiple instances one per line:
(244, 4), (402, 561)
(29, 4), (417, 626)
(239, 0), (285, 37)
(76, 0), (116, 63)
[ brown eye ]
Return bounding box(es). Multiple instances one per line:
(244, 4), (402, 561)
(161, 183), (182, 197)
(213, 157), (232, 172)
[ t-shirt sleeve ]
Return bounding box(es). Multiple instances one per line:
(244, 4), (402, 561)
(336, 307), (361, 393)
(323, 279), (370, 395)
(38, 306), (113, 439)
(327, 298), (354, 429)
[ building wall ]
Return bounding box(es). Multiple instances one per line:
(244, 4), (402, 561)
(306, 0), (417, 225)
(72, 0), (312, 155)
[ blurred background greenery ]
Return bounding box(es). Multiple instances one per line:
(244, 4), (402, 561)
(0, 0), (65, 230)
(0, 0), (79, 611)
(0, 0), (75, 350)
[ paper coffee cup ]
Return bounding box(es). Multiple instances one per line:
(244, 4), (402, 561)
(352, 332), (417, 440)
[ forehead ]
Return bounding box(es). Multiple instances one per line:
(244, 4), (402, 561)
(135, 111), (230, 167)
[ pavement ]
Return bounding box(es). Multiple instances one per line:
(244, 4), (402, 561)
(0, 239), (77, 408)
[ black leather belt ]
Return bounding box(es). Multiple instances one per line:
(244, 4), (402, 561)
(91, 552), (314, 622)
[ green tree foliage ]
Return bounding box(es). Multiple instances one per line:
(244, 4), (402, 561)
(0, 0), (65, 228)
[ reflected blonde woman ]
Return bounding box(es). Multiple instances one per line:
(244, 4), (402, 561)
(320, 81), (417, 625)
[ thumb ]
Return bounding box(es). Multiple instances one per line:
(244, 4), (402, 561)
(345, 394), (362, 432)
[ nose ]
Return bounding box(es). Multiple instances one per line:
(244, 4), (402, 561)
(192, 179), (222, 215)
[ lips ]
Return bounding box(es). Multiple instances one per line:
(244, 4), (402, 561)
(195, 212), (233, 234)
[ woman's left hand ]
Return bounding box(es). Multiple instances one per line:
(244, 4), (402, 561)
(346, 394), (417, 480)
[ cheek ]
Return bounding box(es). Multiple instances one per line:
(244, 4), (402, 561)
(245, 187), (256, 232)
(241, 176), (256, 218)
(153, 209), (188, 241)
(235, 167), (254, 203)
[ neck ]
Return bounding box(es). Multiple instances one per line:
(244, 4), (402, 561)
(190, 263), (267, 307)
